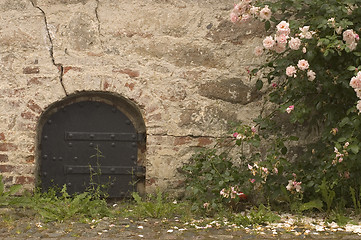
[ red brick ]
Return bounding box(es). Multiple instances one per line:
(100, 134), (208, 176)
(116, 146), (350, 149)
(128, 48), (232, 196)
(174, 136), (192, 146)
(113, 68), (140, 78)
(197, 137), (213, 146)
(21, 111), (36, 120)
(23, 66), (39, 74)
(146, 178), (156, 186)
(0, 165), (15, 172)
(103, 80), (110, 90)
(27, 77), (51, 85)
(125, 82), (135, 90)
(0, 143), (17, 151)
(0, 133), (5, 141)
(27, 100), (42, 114)
(0, 154), (8, 162)
(63, 66), (82, 75)
(27, 77), (41, 85)
(15, 176), (34, 185)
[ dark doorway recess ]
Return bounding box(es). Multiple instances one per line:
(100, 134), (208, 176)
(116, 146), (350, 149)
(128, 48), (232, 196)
(37, 92), (146, 198)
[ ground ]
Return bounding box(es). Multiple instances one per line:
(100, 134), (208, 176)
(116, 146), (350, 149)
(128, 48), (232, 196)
(1, 207), (361, 239)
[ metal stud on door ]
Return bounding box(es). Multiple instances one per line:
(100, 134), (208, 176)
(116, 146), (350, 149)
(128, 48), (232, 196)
(39, 101), (145, 197)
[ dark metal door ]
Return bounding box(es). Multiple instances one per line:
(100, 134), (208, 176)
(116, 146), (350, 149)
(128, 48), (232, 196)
(39, 101), (145, 197)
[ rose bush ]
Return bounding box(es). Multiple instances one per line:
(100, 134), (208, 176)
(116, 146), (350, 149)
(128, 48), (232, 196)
(242, 0), (361, 211)
(182, 0), (361, 215)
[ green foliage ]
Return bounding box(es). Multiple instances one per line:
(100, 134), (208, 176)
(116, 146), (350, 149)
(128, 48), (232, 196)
(231, 204), (280, 226)
(327, 211), (351, 227)
(319, 179), (335, 213)
(87, 145), (111, 199)
(183, 0), (361, 214)
(349, 186), (361, 214)
(0, 175), (22, 207)
(182, 149), (249, 214)
(236, 0), (361, 213)
(25, 185), (110, 222)
(121, 191), (191, 219)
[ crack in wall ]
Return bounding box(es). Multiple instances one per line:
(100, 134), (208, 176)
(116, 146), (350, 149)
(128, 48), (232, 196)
(30, 0), (68, 96)
(95, 0), (104, 48)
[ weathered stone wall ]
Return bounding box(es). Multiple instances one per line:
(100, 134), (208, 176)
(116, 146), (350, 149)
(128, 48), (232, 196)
(0, 0), (266, 193)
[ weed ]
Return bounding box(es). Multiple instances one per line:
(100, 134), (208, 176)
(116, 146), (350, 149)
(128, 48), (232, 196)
(26, 185), (110, 222)
(88, 145), (111, 199)
(0, 175), (22, 207)
(327, 210), (351, 227)
(117, 190), (192, 220)
(350, 186), (361, 214)
(231, 204), (280, 226)
(319, 179), (335, 213)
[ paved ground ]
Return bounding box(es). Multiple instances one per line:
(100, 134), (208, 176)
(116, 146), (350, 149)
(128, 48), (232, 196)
(1, 212), (361, 239)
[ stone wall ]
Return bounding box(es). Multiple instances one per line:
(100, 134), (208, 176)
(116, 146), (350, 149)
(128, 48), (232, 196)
(0, 0), (266, 193)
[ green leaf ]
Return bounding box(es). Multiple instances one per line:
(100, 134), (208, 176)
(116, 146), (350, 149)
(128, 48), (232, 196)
(0, 175), (4, 195)
(350, 144), (359, 154)
(337, 137), (347, 142)
(265, 20), (271, 31)
(251, 69), (259, 74)
(281, 147), (287, 155)
(7, 185), (22, 196)
(339, 117), (351, 127)
(289, 136), (299, 141)
(256, 79), (263, 90)
(347, 66), (356, 71)
(299, 199), (323, 212)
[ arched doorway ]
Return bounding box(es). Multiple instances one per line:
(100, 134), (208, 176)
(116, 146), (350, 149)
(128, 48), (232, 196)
(37, 92), (146, 197)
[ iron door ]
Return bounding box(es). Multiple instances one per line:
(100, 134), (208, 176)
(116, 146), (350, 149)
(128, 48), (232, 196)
(39, 101), (145, 197)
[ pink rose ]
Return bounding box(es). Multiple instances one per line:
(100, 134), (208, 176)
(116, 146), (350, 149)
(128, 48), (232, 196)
(241, 14), (251, 22)
(343, 29), (357, 44)
(251, 126), (256, 133)
(273, 43), (286, 53)
(286, 105), (294, 114)
(230, 12), (239, 23)
(307, 70), (316, 81)
(357, 100), (361, 113)
(263, 36), (275, 49)
(297, 59), (309, 71)
(289, 37), (301, 50)
(260, 5), (272, 20)
(286, 65), (297, 77)
(276, 21), (290, 36)
(276, 34), (288, 44)
(350, 76), (361, 89)
(250, 6), (260, 15)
